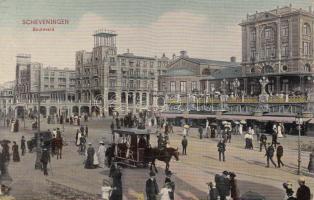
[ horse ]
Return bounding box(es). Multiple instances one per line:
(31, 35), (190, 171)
(54, 136), (63, 159)
(144, 147), (179, 173)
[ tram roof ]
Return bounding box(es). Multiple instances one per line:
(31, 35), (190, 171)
(113, 128), (151, 135)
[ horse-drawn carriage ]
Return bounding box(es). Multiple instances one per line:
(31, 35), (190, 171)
(27, 131), (53, 152)
(110, 128), (179, 172)
(112, 128), (150, 168)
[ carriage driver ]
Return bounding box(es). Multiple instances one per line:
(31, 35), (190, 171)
(157, 133), (167, 150)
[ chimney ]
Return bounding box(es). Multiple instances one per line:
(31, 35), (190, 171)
(172, 53), (176, 60)
(230, 56), (236, 63)
(162, 53), (166, 57)
(180, 50), (188, 58)
(289, 3), (292, 9)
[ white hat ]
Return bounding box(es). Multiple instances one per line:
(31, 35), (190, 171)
(99, 141), (104, 144)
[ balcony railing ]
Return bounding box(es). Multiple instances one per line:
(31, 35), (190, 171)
(166, 96), (307, 104)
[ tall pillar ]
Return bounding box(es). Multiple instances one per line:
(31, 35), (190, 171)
(126, 92), (129, 114)
(133, 94), (136, 113)
(116, 91), (121, 115)
(277, 19), (281, 70)
(244, 78), (248, 95)
(276, 76), (281, 94)
(139, 92), (143, 108)
(146, 92), (150, 108)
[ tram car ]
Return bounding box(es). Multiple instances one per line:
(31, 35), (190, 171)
(112, 128), (151, 168)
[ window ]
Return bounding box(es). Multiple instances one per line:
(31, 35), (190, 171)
(180, 81), (186, 93)
(50, 72), (55, 76)
(136, 60), (140, 67)
(110, 57), (115, 64)
(121, 59), (126, 66)
(129, 80), (134, 88)
(266, 47), (271, 58)
(149, 81), (153, 89)
(251, 49), (256, 60)
(150, 61), (154, 67)
(191, 81), (197, 91)
(136, 80), (140, 89)
(265, 28), (271, 39)
(142, 70), (147, 77)
(143, 81), (147, 88)
(136, 69), (140, 77)
(158, 61), (161, 67)
(251, 30), (256, 41)
(129, 69), (134, 76)
(122, 79), (127, 88)
(303, 23), (311, 35)
(303, 42), (310, 55)
(281, 46), (288, 57)
(282, 65), (288, 72)
(109, 79), (116, 88)
(281, 26), (288, 36)
(170, 81), (176, 92)
(143, 61), (147, 67)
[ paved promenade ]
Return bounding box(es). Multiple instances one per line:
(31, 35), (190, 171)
(0, 118), (313, 199)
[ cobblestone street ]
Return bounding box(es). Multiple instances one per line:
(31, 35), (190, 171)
(1, 118), (313, 200)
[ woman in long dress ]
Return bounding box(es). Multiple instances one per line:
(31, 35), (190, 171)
(12, 141), (20, 162)
(277, 123), (283, 138)
(159, 183), (172, 200)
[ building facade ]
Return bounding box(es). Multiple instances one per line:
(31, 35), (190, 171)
(0, 81), (15, 119)
(15, 54), (76, 118)
(75, 30), (170, 116)
(240, 5), (314, 98)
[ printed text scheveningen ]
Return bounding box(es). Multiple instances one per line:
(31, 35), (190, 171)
(22, 19), (69, 25)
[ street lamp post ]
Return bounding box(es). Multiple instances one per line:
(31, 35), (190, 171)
(35, 68), (42, 169)
(295, 112), (303, 175)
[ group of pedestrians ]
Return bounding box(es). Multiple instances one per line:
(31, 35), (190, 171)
(76, 125), (88, 153)
(84, 141), (107, 169)
(146, 170), (175, 200)
(207, 171), (239, 200)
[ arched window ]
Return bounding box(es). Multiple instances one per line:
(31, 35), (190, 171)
(250, 67), (255, 73)
(304, 63), (311, 72)
(261, 65), (274, 74)
(303, 23), (311, 35)
(202, 68), (210, 75)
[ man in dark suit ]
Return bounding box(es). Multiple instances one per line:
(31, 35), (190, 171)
(181, 136), (188, 155)
(276, 143), (284, 168)
(296, 177), (311, 200)
(164, 170), (175, 200)
(217, 139), (226, 162)
(259, 133), (267, 152)
(40, 148), (50, 176)
(146, 171), (159, 200)
(265, 143), (276, 168)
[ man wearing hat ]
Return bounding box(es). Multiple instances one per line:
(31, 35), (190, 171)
(40, 147), (50, 176)
(146, 171), (159, 200)
(230, 172), (239, 200)
(296, 177), (311, 200)
(181, 136), (188, 155)
(165, 170), (175, 200)
(265, 143), (276, 168)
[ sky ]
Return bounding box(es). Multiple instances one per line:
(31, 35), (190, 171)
(0, 0), (312, 84)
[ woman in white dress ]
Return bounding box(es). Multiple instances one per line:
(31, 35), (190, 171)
(159, 183), (172, 200)
(277, 123), (283, 138)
